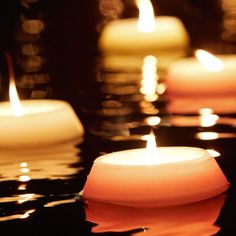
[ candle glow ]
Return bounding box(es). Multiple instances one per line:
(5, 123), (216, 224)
(5, 52), (24, 117)
(195, 49), (224, 72)
(98, 2), (190, 71)
(140, 55), (158, 102)
(199, 108), (219, 127)
(0, 53), (84, 149)
(166, 53), (236, 99)
(83, 144), (229, 207)
(136, 0), (156, 33)
(9, 80), (24, 117)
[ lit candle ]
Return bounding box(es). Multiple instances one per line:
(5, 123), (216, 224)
(99, 0), (189, 71)
(166, 50), (236, 98)
(0, 53), (84, 149)
(0, 99), (84, 149)
(83, 134), (229, 207)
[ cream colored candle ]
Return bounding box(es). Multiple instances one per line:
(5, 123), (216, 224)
(1, 52), (84, 149)
(99, 0), (189, 71)
(0, 99), (84, 149)
(83, 135), (229, 207)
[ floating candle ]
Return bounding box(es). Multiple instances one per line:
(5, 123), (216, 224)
(99, 0), (189, 71)
(0, 53), (84, 149)
(166, 50), (236, 98)
(83, 135), (229, 207)
(0, 99), (84, 149)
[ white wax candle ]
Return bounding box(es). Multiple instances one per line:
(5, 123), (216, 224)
(83, 147), (229, 207)
(0, 99), (84, 149)
(99, 16), (189, 70)
(166, 55), (236, 98)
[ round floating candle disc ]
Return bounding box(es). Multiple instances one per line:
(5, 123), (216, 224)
(0, 99), (84, 149)
(83, 147), (229, 207)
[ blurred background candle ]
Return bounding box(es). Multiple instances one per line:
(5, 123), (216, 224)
(99, 0), (189, 72)
(166, 49), (236, 114)
(83, 133), (229, 207)
(166, 50), (236, 98)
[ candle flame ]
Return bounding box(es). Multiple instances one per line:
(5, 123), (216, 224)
(206, 149), (221, 158)
(146, 131), (158, 162)
(146, 131), (157, 149)
(195, 49), (224, 72)
(136, 0), (156, 33)
(5, 52), (24, 117)
(9, 80), (24, 117)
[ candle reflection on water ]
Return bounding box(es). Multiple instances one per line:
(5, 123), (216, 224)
(91, 53), (166, 138)
(0, 143), (82, 182)
(0, 141), (84, 222)
(85, 194), (226, 236)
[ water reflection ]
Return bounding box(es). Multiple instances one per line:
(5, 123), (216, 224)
(196, 132), (236, 140)
(167, 97), (236, 115)
(198, 108), (219, 127)
(0, 142), (82, 182)
(140, 55), (158, 102)
(86, 194), (226, 236)
(91, 55), (167, 138)
(0, 138), (84, 222)
(169, 114), (236, 128)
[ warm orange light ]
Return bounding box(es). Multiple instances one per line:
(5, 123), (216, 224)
(198, 108), (213, 115)
(18, 175), (31, 182)
(20, 209), (35, 219)
(140, 55), (158, 102)
(145, 116), (161, 126)
(198, 108), (219, 127)
(5, 52), (24, 116)
(18, 193), (35, 204)
(145, 131), (158, 163)
(136, 0), (156, 33)
(195, 49), (224, 72)
(146, 131), (157, 150)
(206, 149), (221, 158)
(20, 162), (28, 168)
(196, 132), (219, 140)
(9, 79), (24, 117)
